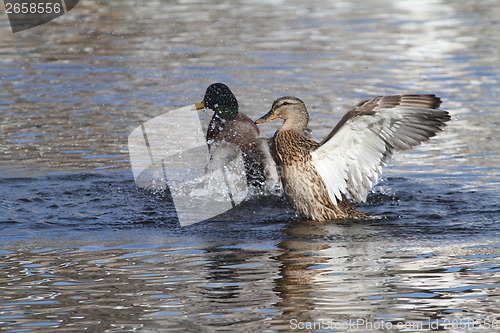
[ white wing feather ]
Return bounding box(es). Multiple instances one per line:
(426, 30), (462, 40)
(310, 106), (448, 205)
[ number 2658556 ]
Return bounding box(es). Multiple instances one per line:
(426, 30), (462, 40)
(6, 2), (62, 14)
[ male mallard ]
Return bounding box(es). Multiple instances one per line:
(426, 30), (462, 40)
(256, 95), (450, 221)
(196, 83), (279, 190)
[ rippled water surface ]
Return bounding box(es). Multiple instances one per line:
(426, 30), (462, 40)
(1, 0), (499, 332)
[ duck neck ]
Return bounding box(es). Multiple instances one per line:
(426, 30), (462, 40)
(280, 114), (308, 133)
(215, 105), (238, 121)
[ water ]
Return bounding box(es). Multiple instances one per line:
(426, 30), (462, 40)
(1, 0), (499, 331)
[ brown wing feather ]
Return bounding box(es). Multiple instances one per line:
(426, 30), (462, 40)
(320, 94), (442, 145)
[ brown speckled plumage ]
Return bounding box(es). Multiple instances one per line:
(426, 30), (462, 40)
(274, 130), (368, 220)
(256, 95), (450, 221)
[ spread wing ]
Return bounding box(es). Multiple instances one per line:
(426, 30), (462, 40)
(310, 95), (450, 204)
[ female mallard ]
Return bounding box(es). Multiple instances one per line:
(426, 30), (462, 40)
(196, 83), (279, 190)
(256, 95), (450, 221)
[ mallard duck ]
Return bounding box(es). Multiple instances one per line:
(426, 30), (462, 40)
(255, 94), (450, 221)
(196, 83), (279, 190)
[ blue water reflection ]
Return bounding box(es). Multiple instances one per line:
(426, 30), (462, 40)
(0, 0), (499, 331)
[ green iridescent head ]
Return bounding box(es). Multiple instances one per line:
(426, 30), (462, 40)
(196, 83), (239, 121)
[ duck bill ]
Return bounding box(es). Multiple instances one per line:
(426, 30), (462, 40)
(255, 110), (280, 124)
(195, 102), (205, 110)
